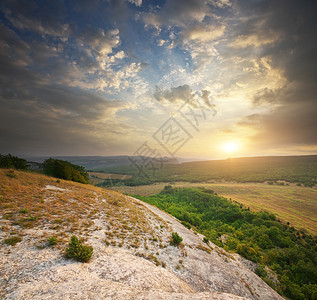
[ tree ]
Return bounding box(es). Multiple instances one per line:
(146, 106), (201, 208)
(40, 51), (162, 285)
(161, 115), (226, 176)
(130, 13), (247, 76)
(0, 154), (28, 170)
(42, 158), (89, 183)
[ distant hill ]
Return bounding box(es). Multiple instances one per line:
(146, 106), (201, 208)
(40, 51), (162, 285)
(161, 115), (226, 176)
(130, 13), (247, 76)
(170, 155), (317, 185)
(0, 169), (282, 299)
(24, 155), (180, 171)
(21, 155), (317, 187)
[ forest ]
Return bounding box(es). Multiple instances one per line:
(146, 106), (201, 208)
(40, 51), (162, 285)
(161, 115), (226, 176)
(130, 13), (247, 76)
(136, 186), (317, 300)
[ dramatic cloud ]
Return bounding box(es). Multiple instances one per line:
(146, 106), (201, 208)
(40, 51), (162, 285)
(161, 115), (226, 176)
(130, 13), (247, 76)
(235, 0), (317, 150)
(229, 31), (280, 48)
(183, 24), (226, 43)
(153, 85), (215, 110)
(0, 0), (316, 157)
(143, 0), (212, 28)
(127, 0), (142, 7)
(154, 85), (196, 106)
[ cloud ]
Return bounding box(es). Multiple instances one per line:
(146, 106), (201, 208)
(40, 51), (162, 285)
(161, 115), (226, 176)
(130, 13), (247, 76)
(1, 0), (316, 157)
(77, 27), (120, 58)
(141, 0), (226, 71)
(143, 0), (211, 28)
(3, 4), (71, 40)
(0, 1), (146, 155)
(0, 0), (147, 93)
(241, 100), (317, 148)
(153, 84), (215, 110)
(208, 0), (232, 8)
(182, 24), (225, 42)
(0, 22), (31, 67)
(227, 0), (317, 151)
(0, 103), (135, 156)
(201, 90), (213, 107)
(229, 31), (280, 48)
(0, 72), (132, 155)
(127, 0), (142, 7)
(96, 62), (144, 91)
(142, 0), (226, 44)
(154, 84), (196, 106)
(253, 87), (281, 106)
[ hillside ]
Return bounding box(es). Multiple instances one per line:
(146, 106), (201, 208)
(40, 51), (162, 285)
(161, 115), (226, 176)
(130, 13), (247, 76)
(0, 169), (282, 299)
(174, 155), (317, 185)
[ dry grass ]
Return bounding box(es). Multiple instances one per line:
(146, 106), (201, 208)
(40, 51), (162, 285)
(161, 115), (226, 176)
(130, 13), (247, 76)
(208, 182), (317, 235)
(0, 169), (172, 259)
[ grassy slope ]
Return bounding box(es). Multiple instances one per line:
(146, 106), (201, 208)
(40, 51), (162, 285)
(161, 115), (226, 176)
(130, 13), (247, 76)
(0, 169), (164, 250)
(0, 169), (286, 300)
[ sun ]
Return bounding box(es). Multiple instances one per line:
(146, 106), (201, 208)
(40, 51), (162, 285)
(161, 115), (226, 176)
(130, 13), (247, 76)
(222, 142), (239, 154)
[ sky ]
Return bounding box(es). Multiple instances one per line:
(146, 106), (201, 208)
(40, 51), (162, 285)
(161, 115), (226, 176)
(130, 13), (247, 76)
(0, 0), (316, 160)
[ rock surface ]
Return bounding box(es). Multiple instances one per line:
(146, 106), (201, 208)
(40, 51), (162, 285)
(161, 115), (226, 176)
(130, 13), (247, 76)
(0, 170), (283, 299)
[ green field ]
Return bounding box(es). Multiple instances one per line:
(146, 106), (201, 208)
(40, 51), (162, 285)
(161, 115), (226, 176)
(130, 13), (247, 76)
(88, 172), (132, 184)
(110, 182), (317, 235)
(208, 183), (317, 235)
(102, 155), (317, 187)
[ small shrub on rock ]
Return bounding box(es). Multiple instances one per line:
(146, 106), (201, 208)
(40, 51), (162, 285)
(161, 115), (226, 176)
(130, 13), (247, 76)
(65, 235), (93, 262)
(4, 236), (22, 246)
(171, 232), (183, 246)
(6, 171), (17, 179)
(47, 236), (58, 246)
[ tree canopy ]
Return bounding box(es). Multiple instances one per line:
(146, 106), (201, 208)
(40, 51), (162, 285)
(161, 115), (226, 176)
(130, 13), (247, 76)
(42, 158), (89, 184)
(0, 154), (28, 170)
(137, 186), (317, 300)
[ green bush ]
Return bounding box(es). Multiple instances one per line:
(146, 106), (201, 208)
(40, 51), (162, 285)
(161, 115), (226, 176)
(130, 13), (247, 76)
(171, 232), (183, 246)
(19, 208), (28, 214)
(65, 236), (93, 262)
(47, 236), (58, 246)
(4, 236), (22, 246)
(6, 171), (18, 178)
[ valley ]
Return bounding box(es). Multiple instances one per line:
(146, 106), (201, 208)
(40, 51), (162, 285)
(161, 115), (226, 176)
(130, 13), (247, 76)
(109, 181), (317, 235)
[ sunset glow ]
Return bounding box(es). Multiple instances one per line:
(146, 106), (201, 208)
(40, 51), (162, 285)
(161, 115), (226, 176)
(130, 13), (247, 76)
(0, 0), (316, 159)
(222, 142), (239, 154)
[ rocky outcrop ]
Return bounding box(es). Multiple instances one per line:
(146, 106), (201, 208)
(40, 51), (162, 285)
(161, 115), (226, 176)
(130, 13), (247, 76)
(0, 171), (283, 299)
